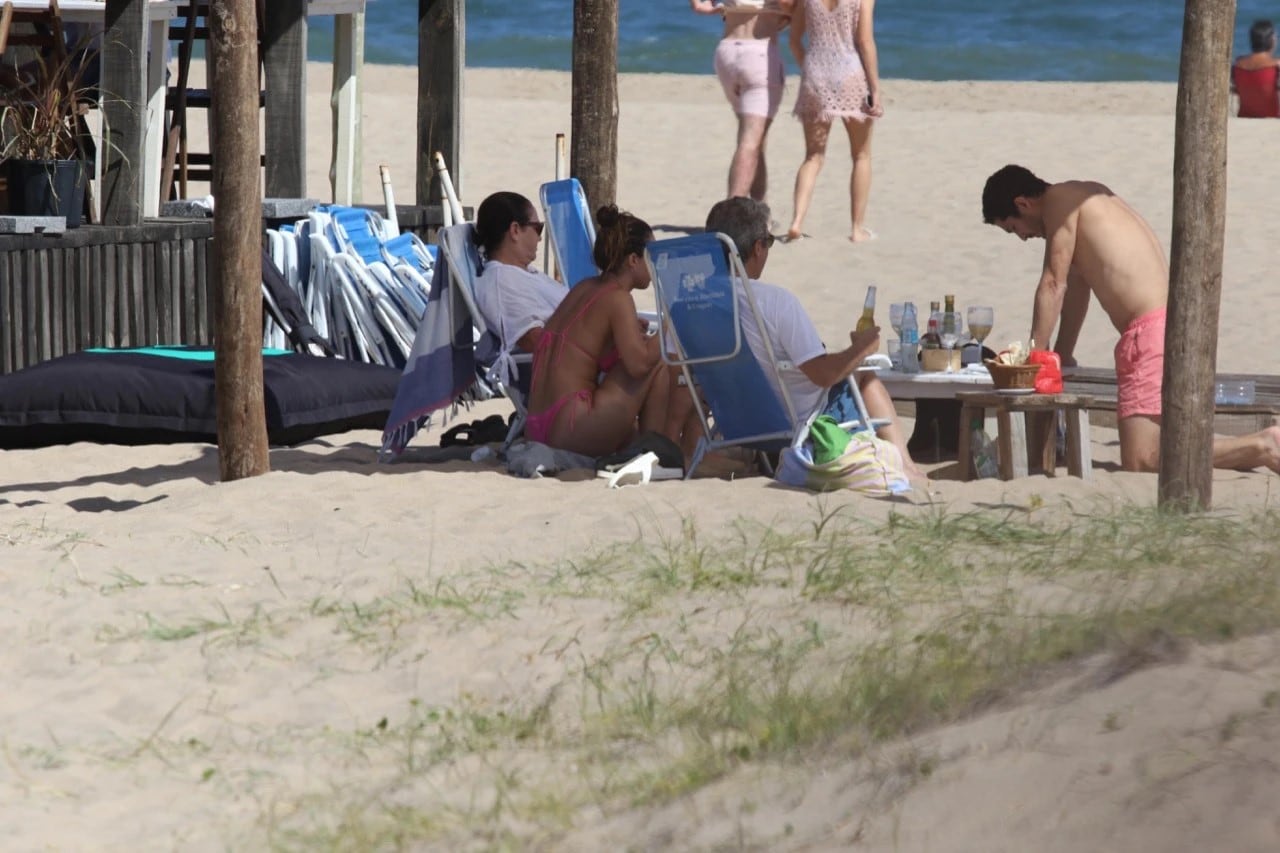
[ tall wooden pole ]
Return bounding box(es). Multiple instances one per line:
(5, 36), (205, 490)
(1159, 0), (1235, 511)
(100, 0), (147, 225)
(570, 0), (618, 213)
(210, 0), (269, 480)
(417, 0), (464, 207)
(263, 0), (307, 198)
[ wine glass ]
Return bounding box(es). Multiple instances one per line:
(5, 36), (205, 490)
(967, 305), (994, 345)
(939, 311), (964, 371)
(889, 302), (904, 339)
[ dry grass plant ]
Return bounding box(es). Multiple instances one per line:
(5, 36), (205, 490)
(6, 500), (1280, 850)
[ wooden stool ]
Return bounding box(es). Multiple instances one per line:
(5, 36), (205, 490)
(956, 392), (1094, 481)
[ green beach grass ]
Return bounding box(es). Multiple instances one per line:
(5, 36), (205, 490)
(7, 498), (1279, 850)
(226, 501), (1280, 850)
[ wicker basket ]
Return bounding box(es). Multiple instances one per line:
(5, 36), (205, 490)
(984, 359), (1042, 390)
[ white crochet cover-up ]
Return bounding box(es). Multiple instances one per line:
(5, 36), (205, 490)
(793, 0), (872, 123)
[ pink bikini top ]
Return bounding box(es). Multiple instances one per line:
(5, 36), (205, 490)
(532, 283), (621, 376)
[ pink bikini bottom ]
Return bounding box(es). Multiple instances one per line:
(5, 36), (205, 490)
(525, 389), (591, 444)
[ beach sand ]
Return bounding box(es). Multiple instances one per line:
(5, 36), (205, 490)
(2, 66), (1279, 849)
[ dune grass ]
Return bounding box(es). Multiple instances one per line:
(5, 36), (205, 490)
(242, 500), (1280, 850)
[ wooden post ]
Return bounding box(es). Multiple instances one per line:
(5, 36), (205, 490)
(330, 9), (364, 204)
(1159, 0), (1235, 511)
(100, 0), (147, 225)
(210, 0), (269, 480)
(417, 0), (464, 207)
(263, 0), (307, 198)
(570, 0), (618, 213)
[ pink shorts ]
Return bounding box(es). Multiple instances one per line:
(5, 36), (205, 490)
(1114, 307), (1166, 419)
(713, 38), (785, 118)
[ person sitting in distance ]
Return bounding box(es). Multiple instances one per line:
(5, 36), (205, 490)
(1231, 20), (1280, 118)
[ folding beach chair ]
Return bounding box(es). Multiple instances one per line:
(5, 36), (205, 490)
(646, 232), (885, 479)
(540, 178), (599, 288)
(436, 223), (532, 447)
(379, 223), (530, 458)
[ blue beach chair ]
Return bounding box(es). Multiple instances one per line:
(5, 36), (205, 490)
(646, 232), (883, 479)
(540, 178), (599, 288)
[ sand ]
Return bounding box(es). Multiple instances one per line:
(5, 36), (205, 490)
(2, 65), (1280, 850)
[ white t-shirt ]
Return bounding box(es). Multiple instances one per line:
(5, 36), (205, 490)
(737, 279), (828, 419)
(474, 261), (566, 348)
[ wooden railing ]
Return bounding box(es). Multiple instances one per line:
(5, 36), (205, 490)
(0, 219), (214, 373)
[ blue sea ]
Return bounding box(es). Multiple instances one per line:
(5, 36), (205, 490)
(307, 1), (1278, 81)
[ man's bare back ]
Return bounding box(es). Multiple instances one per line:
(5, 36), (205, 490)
(1042, 180), (1168, 335)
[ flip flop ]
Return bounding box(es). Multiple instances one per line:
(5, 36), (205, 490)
(473, 413), (511, 444)
(595, 431), (684, 479)
(598, 451), (657, 488)
(439, 420), (475, 447)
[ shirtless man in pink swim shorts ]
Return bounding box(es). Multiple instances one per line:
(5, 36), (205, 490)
(983, 164), (1280, 475)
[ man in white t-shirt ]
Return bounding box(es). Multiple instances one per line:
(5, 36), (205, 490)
(702, 196), (920, 476)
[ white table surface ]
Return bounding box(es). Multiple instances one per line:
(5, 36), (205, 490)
(873, 365), (995, 400)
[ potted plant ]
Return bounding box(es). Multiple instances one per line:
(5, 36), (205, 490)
(0, 45), (96, 227)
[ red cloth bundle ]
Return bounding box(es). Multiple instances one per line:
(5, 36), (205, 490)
(1028, 350), (1063, 394)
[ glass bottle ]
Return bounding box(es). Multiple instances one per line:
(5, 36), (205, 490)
(921, 315), (942, 350)
(856, 285), (877, 333)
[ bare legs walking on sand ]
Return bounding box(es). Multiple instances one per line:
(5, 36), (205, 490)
(730, 114), (774, 200)
(787, 116), (875, 242)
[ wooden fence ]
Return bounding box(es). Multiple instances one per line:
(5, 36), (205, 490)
(0, 220), (215, 374)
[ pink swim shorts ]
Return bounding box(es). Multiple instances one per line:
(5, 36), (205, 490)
(713, 38), (785, 119)
(1114, 307), (1166, 420)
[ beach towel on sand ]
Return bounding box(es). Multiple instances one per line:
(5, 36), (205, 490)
(776, 419), (911, 496)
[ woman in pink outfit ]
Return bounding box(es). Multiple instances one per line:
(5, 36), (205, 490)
(786, 0), (882, 243)
(690, 0), (795, 200)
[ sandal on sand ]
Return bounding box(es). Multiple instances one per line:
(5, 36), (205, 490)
(440, 414), (510, 447)
(595, 431), (685, 481)
(599, 452), (658, 488)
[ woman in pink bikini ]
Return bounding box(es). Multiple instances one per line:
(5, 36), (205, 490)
(524, 206), (670, 457)
(691, 0), (794, 201)
(786, 0), (883, 243)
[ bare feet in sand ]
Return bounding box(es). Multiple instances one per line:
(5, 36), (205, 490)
(784, 227), (804, 242)
(849, 226), (877, 243)
(1259, 426), (1280, 474)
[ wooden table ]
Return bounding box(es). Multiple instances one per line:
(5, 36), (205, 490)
(875, 366), (995, 400)
(956, 391), (1094, 481)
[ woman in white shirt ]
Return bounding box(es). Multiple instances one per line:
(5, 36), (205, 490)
(472, 191), (566, 352)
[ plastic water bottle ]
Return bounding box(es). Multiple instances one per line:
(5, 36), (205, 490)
(971, 415), (999, 478)
(900, 302), (920, 373)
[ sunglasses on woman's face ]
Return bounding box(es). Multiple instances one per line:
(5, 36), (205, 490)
(524, 220), (545, 236)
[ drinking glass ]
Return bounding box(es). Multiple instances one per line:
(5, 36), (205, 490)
(940, 312), (963, 351)
(889, 302), (905, 338)
(967, 305), (994, 344)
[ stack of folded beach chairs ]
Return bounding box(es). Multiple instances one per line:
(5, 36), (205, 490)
(264, 206), (436, 366)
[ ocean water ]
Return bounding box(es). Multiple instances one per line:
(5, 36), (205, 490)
(307, 1), (1280, 82)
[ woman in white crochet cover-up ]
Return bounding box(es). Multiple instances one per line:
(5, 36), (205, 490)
(786, 0), (883, 243)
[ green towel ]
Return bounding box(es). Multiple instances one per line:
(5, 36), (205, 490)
(809, 415), (853, 465)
